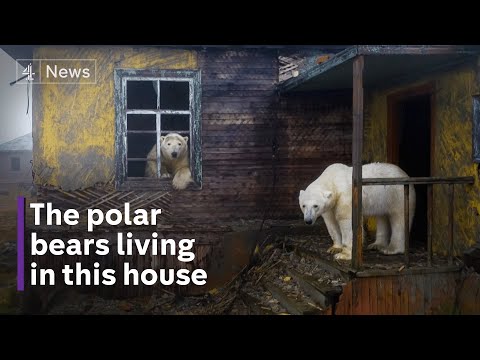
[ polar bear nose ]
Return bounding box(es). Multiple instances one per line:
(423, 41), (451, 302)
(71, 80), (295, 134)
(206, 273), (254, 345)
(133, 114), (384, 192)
(305, 219), (313, 225)
(171, 152), (178, 158)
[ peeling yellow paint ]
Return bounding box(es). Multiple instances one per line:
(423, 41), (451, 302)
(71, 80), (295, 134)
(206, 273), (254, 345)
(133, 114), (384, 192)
(33, 47), (197, 190)
(364, 63), (480, 254)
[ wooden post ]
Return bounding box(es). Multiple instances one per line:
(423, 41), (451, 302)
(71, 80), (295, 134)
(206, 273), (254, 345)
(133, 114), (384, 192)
(352, 55), (364, 270)
(448, 184), (455, 265)
(427, 184), (433, 267)
(404, 184), (410, 267)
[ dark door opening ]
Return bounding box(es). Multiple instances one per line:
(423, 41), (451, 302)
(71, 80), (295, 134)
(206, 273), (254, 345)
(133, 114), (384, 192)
(389, 91), (432, 248)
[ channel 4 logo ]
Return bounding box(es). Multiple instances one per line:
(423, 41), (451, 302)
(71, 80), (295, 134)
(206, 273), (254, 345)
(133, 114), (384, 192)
(15, 59), (96, 84)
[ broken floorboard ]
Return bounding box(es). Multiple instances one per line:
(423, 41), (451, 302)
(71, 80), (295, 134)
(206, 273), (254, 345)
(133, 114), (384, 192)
(286, 267), (342, 310)
(262, 281), (323, 315)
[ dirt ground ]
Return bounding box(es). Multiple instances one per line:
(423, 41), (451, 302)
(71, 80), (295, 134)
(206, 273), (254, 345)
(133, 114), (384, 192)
(0, 211), (19, 313)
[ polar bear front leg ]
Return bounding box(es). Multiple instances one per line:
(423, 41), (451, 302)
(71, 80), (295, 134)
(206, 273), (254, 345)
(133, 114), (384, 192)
(160, 163), (171, 178)
(367, 216), (390, 251)
(172, 167), (193, 190)
(322, 211), (343, 254)
(334, 218), (352, 261)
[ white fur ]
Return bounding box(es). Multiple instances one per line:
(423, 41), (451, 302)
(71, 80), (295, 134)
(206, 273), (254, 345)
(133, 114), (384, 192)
(145, 133), (193, 190)
(299, 163), (416, 260)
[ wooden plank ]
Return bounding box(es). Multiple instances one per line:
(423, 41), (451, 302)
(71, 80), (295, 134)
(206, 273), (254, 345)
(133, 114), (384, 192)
(448, 184), (455, 265)
(390, 277), (403, 315)
(362, 176), (474, 185)
(286, 268), (341, 309)
(357, 277), (370, 314)
(427, 184), (433, 266)
(399, 276), (409, 315)
(368, 277), (378, 315)
(457, 273), (480, 314)
(294, 246), (353, 281)
(414, 275), (425, 315)
(351, 279), (362, 315)
(404, 185), (410, 267)
(239, 291), (277, 315)
(339, 282), (353, 315)
(351, 55), (364, 270)
(377, 278), (385, 315)
(423, 273), (433, 315)
(358, 45), (479, 55)
(385, 277), (393, 314)
(355, 265), (461, 277)
(262, 281), (322, 315)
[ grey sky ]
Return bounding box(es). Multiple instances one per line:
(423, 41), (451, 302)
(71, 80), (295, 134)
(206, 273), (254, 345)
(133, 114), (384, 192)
(0, 48), (32, 144)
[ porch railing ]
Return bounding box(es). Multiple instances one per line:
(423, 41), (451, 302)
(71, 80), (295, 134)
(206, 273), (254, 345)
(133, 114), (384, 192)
(354, 176), (475, 269)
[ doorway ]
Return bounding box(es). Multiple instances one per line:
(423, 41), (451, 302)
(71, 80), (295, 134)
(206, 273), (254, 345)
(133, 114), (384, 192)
(388, 84), (434, 247)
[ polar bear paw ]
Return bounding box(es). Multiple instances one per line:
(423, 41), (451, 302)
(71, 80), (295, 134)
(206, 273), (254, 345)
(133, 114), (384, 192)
(161, 173), (171, 178)
(172, 177), (188, 190)
(334, 249), (352, 261)
(172, 169), (193, 190)
(379, 245), (404, 255)
(327, 245), (343, 254)
(367, 243), (386, 251)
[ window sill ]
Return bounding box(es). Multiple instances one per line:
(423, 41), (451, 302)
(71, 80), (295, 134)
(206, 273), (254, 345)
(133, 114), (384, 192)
(117, 179), (202, 192)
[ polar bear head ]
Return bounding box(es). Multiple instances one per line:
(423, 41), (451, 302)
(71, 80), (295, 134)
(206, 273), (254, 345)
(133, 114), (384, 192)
(160, 133), (189, 160)
(299, 188), (334, 225)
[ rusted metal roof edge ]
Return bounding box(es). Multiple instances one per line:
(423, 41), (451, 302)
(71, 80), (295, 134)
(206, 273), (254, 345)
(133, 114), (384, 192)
(278, 45), (480, 93)
(278, 46), (358, 93)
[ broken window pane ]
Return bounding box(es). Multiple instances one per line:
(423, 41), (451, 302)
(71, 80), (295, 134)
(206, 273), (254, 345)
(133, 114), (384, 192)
(127, 160), (148, 178)
(127, 114), (156, 131)
(127, 81), (157, 110)
(161, 114), (190, 132)
(160, 81), (189, 110)
(127, 133), (157, 158)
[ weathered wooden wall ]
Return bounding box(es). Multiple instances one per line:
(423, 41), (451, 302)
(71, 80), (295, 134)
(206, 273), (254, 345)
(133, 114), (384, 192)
(335, 272), (459, 315)
(456, 271), (480, 314)
(174, 49), (352, 224)
(364, 63), (480, 254)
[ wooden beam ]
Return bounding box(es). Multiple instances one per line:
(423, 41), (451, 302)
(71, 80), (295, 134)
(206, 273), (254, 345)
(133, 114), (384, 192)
(352, 55), (364, 270)
(358, 45), (480, 56)
(355, 265), (462, 278)
(404, 185), (410, 267)
(362, 176), (474, 185)
(448, 184), (455, 265)
(427, 184), (433, 267)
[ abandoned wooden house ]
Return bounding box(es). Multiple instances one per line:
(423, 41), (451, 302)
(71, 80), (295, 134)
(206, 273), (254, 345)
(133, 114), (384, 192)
(4, 45), (480, 314)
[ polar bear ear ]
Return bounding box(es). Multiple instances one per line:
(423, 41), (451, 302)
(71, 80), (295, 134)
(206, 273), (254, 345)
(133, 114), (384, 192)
(160, 136), (165, 143)
(299, 190), (304, 196)
(323, 191), (333, 199)
(183, 136), (189, 143)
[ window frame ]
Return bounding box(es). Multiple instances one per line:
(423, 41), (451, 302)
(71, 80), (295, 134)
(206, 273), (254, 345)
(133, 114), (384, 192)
(114, 69), (202, 190)
(10, 157), (20, 171)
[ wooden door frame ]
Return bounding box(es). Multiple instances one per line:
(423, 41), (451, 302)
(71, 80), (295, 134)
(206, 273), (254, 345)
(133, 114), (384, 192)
(387, 82), (436, 175)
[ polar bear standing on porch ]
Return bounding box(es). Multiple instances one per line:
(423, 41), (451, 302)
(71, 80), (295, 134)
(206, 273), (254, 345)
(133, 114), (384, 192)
(299, 163), (416, 261)
(145, 133), (193, 190)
